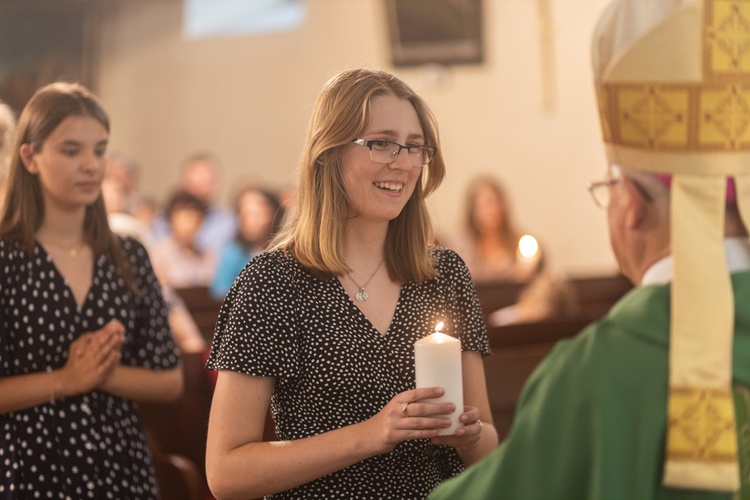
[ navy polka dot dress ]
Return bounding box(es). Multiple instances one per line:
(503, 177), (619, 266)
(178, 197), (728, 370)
(207, 247), (490, 499)
(0, 236), (181, 499)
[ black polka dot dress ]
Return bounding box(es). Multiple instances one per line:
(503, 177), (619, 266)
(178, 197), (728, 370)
(207, 247), (490, 499)
(0, 236), (181, 499)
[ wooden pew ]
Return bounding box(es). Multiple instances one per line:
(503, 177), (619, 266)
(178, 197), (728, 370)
(477, 274), (632, 439)
(140, 288), (275, 499)
(173, 286), (225, 343)
(482, 318), (590, 439)
(474, 273), (632, 322)
(138, 351), (213, 499)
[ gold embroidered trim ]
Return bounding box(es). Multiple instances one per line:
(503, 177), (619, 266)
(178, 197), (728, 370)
(734, 384), (750, 491)
(599, 0), (750, 153)
(600, 83), (750, 152)
(704, 0), (750, 78)
(667, 387), (738, 463)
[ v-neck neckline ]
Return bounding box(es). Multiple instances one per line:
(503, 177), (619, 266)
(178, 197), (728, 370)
(335, 276), (404, 338)
(36, 243), (95, 311)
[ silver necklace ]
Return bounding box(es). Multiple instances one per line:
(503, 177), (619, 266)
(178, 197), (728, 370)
(347, 259), (384, 302)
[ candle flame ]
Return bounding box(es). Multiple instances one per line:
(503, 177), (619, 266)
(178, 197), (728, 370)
(435, 321), (444, 333)
(518, 234), (539, 259)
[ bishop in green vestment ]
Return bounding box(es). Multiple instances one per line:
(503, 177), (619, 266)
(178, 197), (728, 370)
(429, 263), (750, 499)
(431, 0), (750, 497)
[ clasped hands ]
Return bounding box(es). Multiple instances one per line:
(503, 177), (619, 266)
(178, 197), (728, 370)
(58, 319), (125, 397)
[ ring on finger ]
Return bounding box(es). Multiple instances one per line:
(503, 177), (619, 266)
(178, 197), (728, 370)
(401, 401), (411, 417)
(476, 419), (483, 430)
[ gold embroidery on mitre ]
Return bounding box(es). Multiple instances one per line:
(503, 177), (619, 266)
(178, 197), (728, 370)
(597, 86), (612, 143)
(704, 0), (750, 77)
(602, 82), (750, 152)
(615, 85), (690, 149)
(700, 84), (750, 148)
(734, 384), (750, 490)
(667, 387), (738, 462)
(598, 0), (750, 153)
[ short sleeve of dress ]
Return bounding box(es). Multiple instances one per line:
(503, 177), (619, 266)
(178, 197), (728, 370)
(121, 237), (181, 370)
(206, 250), (300, 378)
(435, 248), (491, 356)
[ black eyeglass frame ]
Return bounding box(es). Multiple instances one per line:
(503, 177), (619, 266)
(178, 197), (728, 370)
(352, 138), (437, 167)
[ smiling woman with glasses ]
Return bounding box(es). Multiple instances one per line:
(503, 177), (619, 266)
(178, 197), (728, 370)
(205, 68), (497, 499)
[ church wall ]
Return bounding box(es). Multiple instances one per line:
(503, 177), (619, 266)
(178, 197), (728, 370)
(96, 0), (615, 277)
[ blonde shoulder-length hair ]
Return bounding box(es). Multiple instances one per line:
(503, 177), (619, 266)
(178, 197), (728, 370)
(270, 68), (446, 283)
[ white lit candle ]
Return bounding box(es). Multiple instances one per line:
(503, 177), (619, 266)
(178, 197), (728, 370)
(517, 234), (539, 260)
(516, 234), (541, 279)
(414, 321), (463, 435)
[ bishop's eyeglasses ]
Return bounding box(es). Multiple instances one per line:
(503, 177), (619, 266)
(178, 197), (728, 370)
(588, 176), (654, 208)
(587, 177), (619, 208)
(352, 139), (436, 167)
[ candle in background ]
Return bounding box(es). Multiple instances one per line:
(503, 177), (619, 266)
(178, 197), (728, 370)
(414, 321), (463, 436)
(518, 234), (539, 259)
(516, 234), (540, 279)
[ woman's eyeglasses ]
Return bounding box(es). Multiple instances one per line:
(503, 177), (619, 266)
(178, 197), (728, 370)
(352, 138), (436, 167)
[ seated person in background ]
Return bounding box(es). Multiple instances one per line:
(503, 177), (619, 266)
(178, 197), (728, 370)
(487, 271), (578, 326)
(153, 152), (236, 255)
(103, 175), (207, 354)
(210, 182), (285, 299)
(102, 168), (155, 248)
(132, 194), (159, 233)
(447, 175), (574, 325)
(429, 1), (750, 497)
(447, 175), (542, 283)
(101, 152), (163, 249)
(105, 151), (140, 212)
(151, 190), (216, 289)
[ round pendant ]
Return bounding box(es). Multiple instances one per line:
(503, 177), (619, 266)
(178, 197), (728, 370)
(355, 289), (369, 302)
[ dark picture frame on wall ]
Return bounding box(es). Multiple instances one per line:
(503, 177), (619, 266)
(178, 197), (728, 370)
(0, 0), (101, 115)
(385, 0), (483, 67)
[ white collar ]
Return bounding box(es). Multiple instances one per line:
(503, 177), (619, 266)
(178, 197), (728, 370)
(641, 237), (750, 286)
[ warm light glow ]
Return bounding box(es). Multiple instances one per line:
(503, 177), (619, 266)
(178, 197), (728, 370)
(518, 234), (539, 259)
(435, 321), (444, 333)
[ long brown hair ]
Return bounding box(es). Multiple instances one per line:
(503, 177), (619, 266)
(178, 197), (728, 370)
(270, 68), (446, 283)
(465, 176), (519, 250)
(0, 82), (138, 292)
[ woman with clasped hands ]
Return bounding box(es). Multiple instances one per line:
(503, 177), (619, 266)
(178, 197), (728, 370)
(0, 82), (183, 499)
(205, 68), (498, 499)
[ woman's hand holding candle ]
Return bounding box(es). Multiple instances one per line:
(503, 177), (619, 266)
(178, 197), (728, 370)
(429, 405), (485, 451)
(360, 387), (459, 455)
(357, 321), (486, 458)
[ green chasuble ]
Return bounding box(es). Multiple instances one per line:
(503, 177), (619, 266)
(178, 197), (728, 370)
(429, 271), (750, 500)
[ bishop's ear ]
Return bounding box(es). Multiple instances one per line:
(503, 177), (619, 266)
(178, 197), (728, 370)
(621, 175), (650, 229)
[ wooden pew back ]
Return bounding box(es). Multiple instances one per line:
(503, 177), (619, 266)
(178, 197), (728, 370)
(478, 274), (632, 438)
